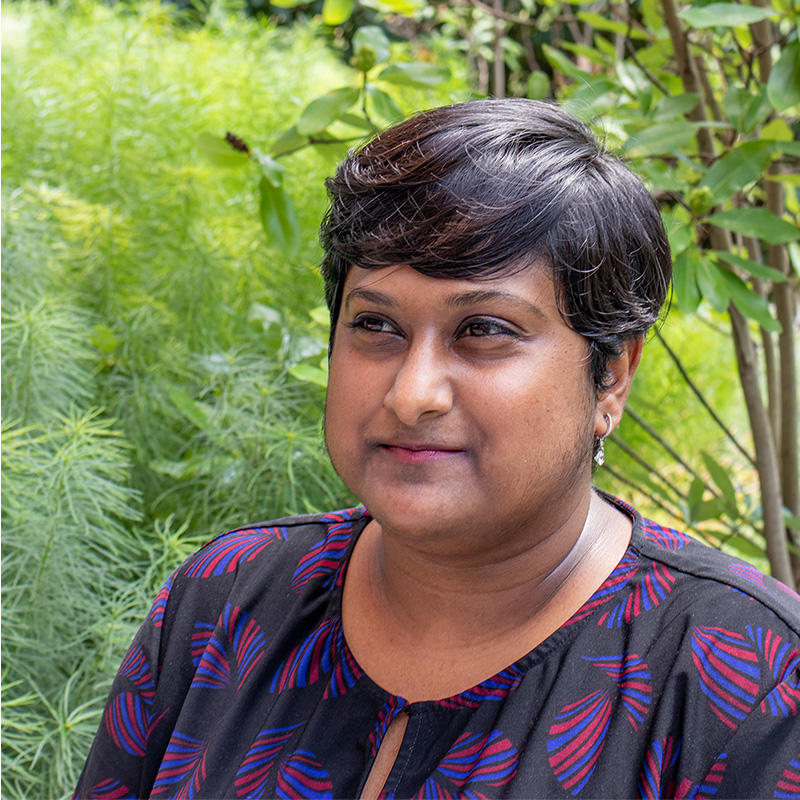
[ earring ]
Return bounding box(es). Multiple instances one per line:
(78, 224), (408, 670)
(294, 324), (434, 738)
(594, 413), (613, 467)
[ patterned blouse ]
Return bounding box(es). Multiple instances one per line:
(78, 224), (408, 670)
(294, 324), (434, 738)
(76, 497), (800, 799)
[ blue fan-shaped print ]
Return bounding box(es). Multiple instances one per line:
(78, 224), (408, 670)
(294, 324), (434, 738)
(368, 699), (408, 757)
(151, 731), (208, 798)
(191, 605), (266, 692)
(637, 737), (680, 799)
(597, 562), (676, 629)
(691, 626), (760, 729)
(548, 689), (612, 795)
(85, 778), (136, 799)
(119, 645), (156, 702)
(642, 520), (690, 550)
(413, 730), (518, 799)
(183, 527), (288, 578)
(775, 753), (800, 799)
(104, 691), (158, 757)
(150, 574), (173, 627)
(584, 653), (652, 730)
(290, 509), (361, 592)
(235, 723), (303, 799)
(746, 626), (800, 718)
(275, 750), (333, 799)
(437, 665), (525, 709)
(269, 617), (361, 696)
(566, 551), (639, 626)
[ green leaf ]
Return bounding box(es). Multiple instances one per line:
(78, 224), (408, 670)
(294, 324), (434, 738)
(562, 79), (618, 121)
(688, 476), (707, 511)
(269, 125), (308, 157)
(707, 207), (800, 245)
(701, 451), (738, 513)
(691, 497), (728, 523)
(576, 11), (648, 37)
(672, 248), (702, 313)
(322, 0), (354, 25)
(775, 141), (800, 157)
(195, 132), (250, 168)
(167, 387), (211, 430)
(652, 93), (699, 121)
(90, 324), (120, 354)
(289, 363), (329, 388)
(253, 150), (286, 187)
(760, 119), (794, 142)
(337, 112), (377, 132)
(353, 26), (391, 65)
(767, 41), (800, 112)
(527, 71), (550, 100)
(678, 3), (776, 28)
(377, 62), (450, 87)
(541, 44), (590, 82)
(259, 176), (300, 257)
(722, 87), (771, 133)
(699, 140), (775, 202)
(622, 121), (697, 157)
(696, 258), (730, 312)
(716, 267), (782, 332)
(366, 84), (403, 122)
(297, 87), (360, 136)
(710, 250), (788, 282)
(309, 305), (331, 327)
(724, 534), (767, 562)
(616, 61), (650, 98)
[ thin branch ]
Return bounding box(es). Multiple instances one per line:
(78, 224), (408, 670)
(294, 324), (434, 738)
(654, 328), (756, 467)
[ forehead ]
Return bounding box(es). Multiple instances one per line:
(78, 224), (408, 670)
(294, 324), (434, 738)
(341, 264), (559, 312)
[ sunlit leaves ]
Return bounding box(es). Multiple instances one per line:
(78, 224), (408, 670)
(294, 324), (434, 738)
(296, 87), (360, 135)
(377, 61), (451, 87)
(678, 2), (776, 28)
(767, 40), (800, 112)
(707, 207), (800, 245)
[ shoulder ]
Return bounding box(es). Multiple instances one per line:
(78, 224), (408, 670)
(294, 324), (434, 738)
(628, 504), (800, 635)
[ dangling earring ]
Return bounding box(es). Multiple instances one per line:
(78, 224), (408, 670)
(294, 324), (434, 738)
(594, 413), (613, 467)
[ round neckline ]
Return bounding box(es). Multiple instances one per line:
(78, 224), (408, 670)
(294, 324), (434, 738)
(328, 495), (643, 711)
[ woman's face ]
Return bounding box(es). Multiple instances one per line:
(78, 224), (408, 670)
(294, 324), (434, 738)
(325, 264), (609, 556)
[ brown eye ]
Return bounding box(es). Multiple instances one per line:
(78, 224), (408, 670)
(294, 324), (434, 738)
(459, 319), (516, 338)
(347, 316), (400, 335)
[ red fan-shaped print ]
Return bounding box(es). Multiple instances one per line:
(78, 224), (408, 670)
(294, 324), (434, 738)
(691, 625), (760, 729)
(637, 737), (680, 799)
(104, 692), (158, 757)
(413, 730), (518, 799)
(191, 605), (266, 692)
(584, 653), (652, 730)
(774, 752), (800, 799)
(275, 750), (333, 799)
(119, 645), (156, 702)
(548, 689), (612, 795)
(235, 723), (303, 799)
(86, 778), (135, 799)
(290, 509), (361, 592)
(183, 527), (288, 578)
(151, 731), (208, 798)
(150, 574), (173, 627)
(597, 562), (676, 629)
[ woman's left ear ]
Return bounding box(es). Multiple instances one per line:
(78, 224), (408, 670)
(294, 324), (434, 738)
(595, 337), (644, 436)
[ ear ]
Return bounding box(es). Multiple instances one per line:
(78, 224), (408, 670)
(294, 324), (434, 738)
(594, 337), (643, 437)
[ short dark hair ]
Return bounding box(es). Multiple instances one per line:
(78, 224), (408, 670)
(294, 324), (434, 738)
(319, 98), (671, 391)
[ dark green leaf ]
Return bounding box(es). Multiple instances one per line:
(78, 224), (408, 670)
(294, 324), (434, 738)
(353, 26), (391, 65)
(710, 250), (788, 282)
(196, 132), (250, 168)
(621, 121), (697, 157)
(724, 534), (767, 562)
(167, 387), (211, 430)
(322, 0), (354, 25)
(707, 207), (800, 245)
(695, 258), (730, 312)
(296, 87), (360, 136)
(716, 267), (782, 332)
(691, 497), (728, 523)
(269, 126), (308, 157)
(377, 62), (450, 87)
(775, 141), (800, 157)
(672, 249), (702, 313)
(652, 93), (699, 121)
(699, 140), (775, 201)
(722, 87), (771, 133)
(541, 45), (590, 82)
(366, 84), (403, 122)
(701, 451), (738, 513)
(678, 3), (776, 28)
(259, 176), (300, 257)
(254, 151), (286, 187)
(527, 71), (550, 100)
(337, 112), (377, 132)
(576, 11), (648, 37)
(289, 364), (328, 388)
(767, 41), (800, 112)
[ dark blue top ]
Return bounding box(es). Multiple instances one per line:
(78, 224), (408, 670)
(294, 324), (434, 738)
(76, 498), (800, 799)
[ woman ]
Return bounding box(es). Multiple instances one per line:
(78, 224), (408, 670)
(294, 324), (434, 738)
(77, 100), (800, 799)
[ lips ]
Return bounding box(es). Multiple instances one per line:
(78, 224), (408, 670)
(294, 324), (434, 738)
(378, 442), (466, 464)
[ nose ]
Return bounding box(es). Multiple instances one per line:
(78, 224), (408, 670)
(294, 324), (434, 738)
(383, 339), (453, 426)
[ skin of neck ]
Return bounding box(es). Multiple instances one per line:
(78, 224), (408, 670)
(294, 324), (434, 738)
(359, 487), (624, 650)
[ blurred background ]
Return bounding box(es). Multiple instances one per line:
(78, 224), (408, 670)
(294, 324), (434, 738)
(2, 0), (798, 795)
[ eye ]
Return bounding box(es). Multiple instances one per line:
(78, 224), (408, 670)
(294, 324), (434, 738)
(345, 315), (401, 336)
(458, 318), (517, 338)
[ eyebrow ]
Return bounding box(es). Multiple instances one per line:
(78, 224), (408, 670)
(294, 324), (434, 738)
(345, 286), (546, 318)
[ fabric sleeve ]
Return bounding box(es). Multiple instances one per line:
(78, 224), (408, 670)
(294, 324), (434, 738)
(74, 571), (176, 800)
